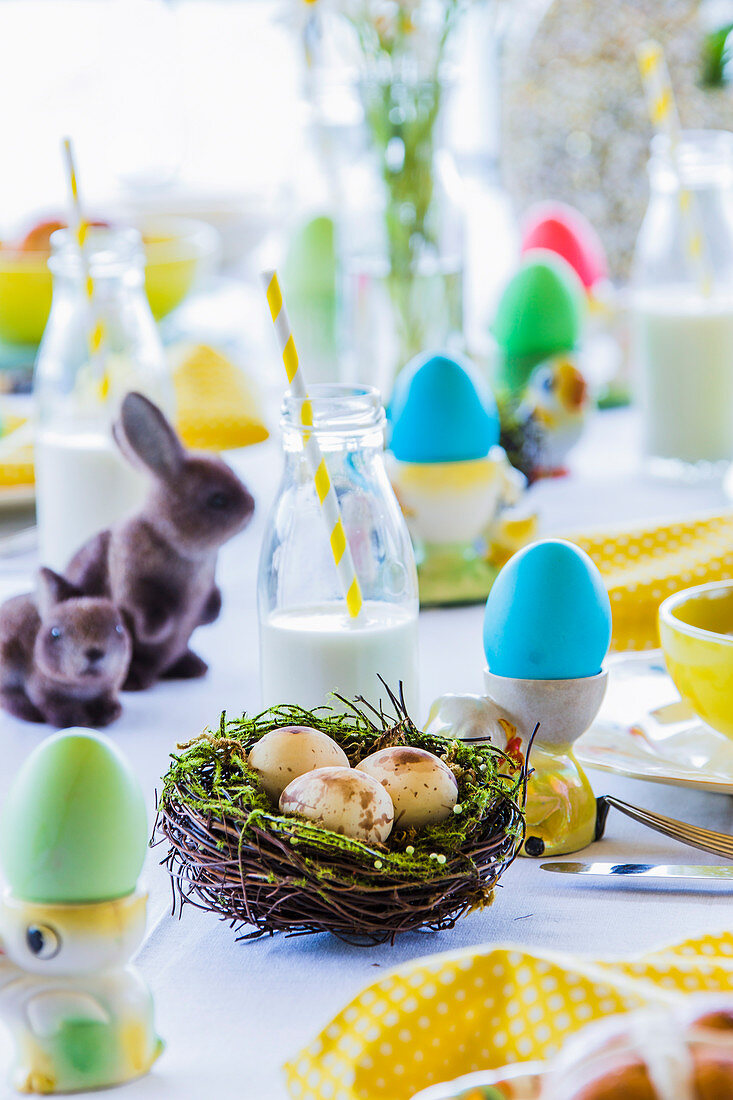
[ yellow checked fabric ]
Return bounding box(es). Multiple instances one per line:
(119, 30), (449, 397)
(284, 931), (733, 1100)
(0, 345), (268, 492)
(171, 343), (269, 452)
(0, 416), (34, 488)
(568, 511), (733, 652)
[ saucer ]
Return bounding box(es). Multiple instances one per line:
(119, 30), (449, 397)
(576, 651), (733, 795)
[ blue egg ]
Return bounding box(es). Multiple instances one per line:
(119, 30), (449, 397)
(483, 540), (611, 679)
(389, 350), (500, 463)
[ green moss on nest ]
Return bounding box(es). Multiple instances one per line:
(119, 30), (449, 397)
(160, 700), (526, 890)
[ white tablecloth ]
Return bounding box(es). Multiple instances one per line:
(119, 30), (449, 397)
(0, 408), (731, 1099)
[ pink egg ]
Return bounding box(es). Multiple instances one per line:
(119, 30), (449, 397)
(520, 202), (607, 291)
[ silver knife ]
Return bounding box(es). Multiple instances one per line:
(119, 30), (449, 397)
(541, 862), (733, 881)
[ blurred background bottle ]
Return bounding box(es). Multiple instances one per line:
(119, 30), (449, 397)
(34, 227), (172, 569)
(632, 130), (733, 476)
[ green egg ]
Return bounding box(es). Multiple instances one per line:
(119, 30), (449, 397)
(0, 729), (147, 904)
(491, 251), (585, 396)
(284, 215), (337, 297)
(283, 215), (338, 366)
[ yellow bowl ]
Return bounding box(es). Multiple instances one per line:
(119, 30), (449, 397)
(0, 250), (53, 344)
(0, 215), (218, 346)
(139, 216), (219, 321)
(659, 580), (733, 739)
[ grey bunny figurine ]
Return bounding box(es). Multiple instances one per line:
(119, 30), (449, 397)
(0, 567), (131, 726)
(67, 392), (255, 691)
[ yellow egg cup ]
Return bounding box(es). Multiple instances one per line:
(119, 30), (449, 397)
(0, 217), (217, 346)
(386, 448), (525, 606)
(483, 669), (608, 856)
(659, 580), (733, 740)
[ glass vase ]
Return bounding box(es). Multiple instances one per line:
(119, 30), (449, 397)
(341, 76), (464, 398)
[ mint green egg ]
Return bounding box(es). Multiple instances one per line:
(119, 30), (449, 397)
(0, 729), (147, 904)
(284, 215), (337, 296)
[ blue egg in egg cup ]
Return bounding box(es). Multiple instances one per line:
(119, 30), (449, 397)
(387, 351), (525, 606)
(482, 540), (612, 857)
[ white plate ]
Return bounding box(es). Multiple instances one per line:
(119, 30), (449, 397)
(576, 652), (733, 795)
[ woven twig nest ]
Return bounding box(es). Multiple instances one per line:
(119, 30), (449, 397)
(157, 691), (528, 945)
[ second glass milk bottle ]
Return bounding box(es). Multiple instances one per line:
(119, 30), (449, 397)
(258, 384), (420, 715)
(632, 130), (733, 476)
(34, 227), (172, 570)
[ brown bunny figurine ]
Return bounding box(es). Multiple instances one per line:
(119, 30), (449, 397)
(0, 568), (131, 726)
(67, 392), (255, 691)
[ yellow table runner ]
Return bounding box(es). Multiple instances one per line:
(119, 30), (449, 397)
(569, 511), (733, 653)
(284, 930), (733, 1100)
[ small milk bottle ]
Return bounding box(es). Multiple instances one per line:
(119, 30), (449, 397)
(632, 130), (733, 476)
(34, 227), (172, 570)
(258, 385), (420, 715)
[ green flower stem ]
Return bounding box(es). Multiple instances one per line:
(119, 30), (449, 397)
(343, 1), (466, 365)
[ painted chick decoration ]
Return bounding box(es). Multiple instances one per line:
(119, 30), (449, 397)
(519, 355), (590, 477)
(67, 392), (255, 691)
(0, 728), (162, 1094)
(0, 568), (131, 727)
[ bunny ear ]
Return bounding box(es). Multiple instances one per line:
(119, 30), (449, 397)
(114, 393), (184, 483)
(36, 568), (82, 617)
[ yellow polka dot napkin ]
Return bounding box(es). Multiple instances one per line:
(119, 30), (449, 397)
(568, 512), (733, 653)
(171, 343), (269, 452)
(283, 931), (733, 1100)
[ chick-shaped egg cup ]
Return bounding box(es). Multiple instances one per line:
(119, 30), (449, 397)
(0, 728), (162, 1095)
(518, 354), (590, 477)
(482, 539), (611, 857)
(387, 350), (525, 606)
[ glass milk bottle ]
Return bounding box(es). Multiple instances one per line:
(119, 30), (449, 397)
(632, 130), (733, 476)
(34, 227), (172, 570)
(258, 385), (420, 715)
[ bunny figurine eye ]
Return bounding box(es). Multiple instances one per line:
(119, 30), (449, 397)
(26, 923), (61, 960)
(115, 623), (125, 636)
(207, 491), (230, 511)
(49, 626), (62, 641)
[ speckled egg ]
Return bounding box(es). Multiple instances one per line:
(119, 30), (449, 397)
(521, 202), (607, 291)
(356, 746), (458, 829)
(388, 350), (500, 464)
(0, 728), (147, 904)
(279, 766), (394, 844)
(483, 539), (612, 680)
(249, 726), (349, 801)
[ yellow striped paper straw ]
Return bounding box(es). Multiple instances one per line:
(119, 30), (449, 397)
(263, 270), (363, 620)
(637, 40), (713, 297)
(62, 137), (108, 395)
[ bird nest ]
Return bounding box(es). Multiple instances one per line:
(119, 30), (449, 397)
(157, 690), (529, 946)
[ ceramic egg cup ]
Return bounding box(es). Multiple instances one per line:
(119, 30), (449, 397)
(0, 729), (162, 1095)
(387, 448), (523, 606)
(484, 668), (608, 857)
(0, 891), (162, 1095)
